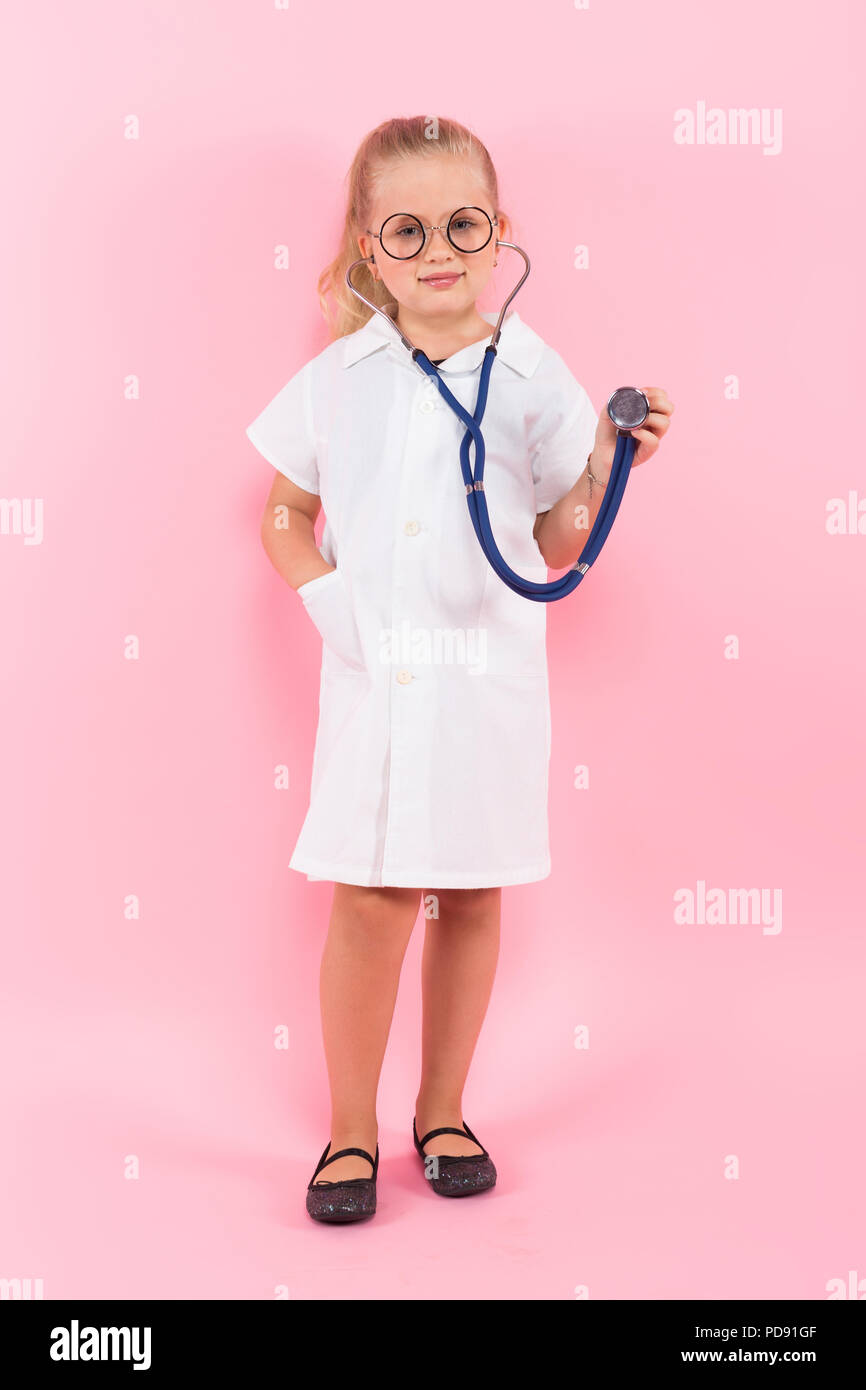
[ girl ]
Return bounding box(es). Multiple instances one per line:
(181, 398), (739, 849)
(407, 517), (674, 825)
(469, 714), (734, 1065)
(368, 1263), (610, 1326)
(246, 116), (674, 1224)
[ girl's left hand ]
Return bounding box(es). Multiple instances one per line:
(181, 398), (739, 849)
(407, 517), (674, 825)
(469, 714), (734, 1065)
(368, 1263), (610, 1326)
(592, 387), (675, 471)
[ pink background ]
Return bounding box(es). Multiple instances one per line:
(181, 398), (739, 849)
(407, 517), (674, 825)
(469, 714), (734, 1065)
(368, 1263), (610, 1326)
(1, 0), (863, 1300)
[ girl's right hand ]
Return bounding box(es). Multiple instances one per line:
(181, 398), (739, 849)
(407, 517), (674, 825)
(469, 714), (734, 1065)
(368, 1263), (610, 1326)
(297, 567), (366, 672)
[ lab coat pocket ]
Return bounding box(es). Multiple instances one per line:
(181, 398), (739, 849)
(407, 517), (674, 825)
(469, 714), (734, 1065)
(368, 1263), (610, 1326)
(297, 567), (366, 672)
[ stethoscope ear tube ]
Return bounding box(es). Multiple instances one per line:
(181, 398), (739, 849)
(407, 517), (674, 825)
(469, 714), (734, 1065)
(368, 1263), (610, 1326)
(416, 347), (639, 602)
(343, 251), (642, 603)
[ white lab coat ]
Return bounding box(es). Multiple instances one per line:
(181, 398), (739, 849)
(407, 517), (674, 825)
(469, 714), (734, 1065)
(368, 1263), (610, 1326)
(246, 307), (598, 887)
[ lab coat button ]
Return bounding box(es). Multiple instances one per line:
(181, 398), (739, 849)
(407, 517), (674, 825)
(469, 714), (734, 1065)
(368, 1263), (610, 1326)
(419, 400), (435, 414)
(403, 520), (420, 536)
(396, 669), (413, 684)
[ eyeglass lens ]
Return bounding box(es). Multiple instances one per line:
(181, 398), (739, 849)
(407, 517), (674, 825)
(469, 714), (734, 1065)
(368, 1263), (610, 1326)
(379, 207), (493, 260)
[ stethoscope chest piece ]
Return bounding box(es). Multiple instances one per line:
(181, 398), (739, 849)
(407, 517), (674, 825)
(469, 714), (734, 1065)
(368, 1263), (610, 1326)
(607, 386), (650, 433)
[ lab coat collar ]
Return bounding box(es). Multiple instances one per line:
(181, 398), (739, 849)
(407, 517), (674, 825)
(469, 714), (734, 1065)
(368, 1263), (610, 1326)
(342, 305), (544, 378)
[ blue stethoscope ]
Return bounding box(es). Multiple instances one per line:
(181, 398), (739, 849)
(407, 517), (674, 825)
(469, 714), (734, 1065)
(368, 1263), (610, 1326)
(346, 240), (648, 602)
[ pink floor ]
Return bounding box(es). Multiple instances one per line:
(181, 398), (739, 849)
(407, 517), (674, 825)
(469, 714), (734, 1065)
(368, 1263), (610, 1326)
(2, 869), (861, 1300)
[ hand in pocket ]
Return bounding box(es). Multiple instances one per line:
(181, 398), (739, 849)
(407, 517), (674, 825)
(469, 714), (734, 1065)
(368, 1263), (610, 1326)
(297, 568), (366, 672)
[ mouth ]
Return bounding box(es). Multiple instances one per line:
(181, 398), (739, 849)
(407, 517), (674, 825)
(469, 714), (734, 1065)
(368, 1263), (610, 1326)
(419, 272), (463, 288)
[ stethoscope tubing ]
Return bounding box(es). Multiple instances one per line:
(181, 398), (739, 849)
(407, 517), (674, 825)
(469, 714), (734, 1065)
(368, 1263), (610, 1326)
(344, 247), (635, 602)
(413, 345), (635, 602)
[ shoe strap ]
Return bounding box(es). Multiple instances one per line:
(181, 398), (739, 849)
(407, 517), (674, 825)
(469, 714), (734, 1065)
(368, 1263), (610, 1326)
(315, 1143), (378, 1178)
(416, 1122), (486, 1156)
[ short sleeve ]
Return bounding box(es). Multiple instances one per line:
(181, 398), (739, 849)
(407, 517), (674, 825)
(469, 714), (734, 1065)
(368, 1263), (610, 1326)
(528, 353), (599, 514)
(245, 360), (319, 495)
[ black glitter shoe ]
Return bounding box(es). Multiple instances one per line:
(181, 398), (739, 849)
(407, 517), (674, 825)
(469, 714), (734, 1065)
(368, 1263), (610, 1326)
(305, 1141), (379, 1223)
(412, 1118), (497, 1197)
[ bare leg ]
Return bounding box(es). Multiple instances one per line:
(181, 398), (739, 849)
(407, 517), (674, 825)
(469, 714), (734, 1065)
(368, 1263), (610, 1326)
(414, 887), (501, 1159)
(313, 882), (421, 1183)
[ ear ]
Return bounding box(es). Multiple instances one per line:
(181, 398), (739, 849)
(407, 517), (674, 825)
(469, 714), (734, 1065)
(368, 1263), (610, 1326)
(495, 211), (512, 245)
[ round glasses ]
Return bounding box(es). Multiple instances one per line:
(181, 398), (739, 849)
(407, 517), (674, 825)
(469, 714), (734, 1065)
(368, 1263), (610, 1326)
(367, 206), (498, 261)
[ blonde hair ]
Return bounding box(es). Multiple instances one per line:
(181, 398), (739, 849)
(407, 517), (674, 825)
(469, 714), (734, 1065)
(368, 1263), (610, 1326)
(317, 116), (502, 341)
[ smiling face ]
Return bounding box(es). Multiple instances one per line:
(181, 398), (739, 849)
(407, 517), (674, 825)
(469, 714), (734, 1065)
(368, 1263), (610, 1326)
(358, 155), (510, 346)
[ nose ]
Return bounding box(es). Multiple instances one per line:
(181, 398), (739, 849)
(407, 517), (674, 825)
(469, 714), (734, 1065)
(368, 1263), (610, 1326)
(421, 225), (455, 259)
